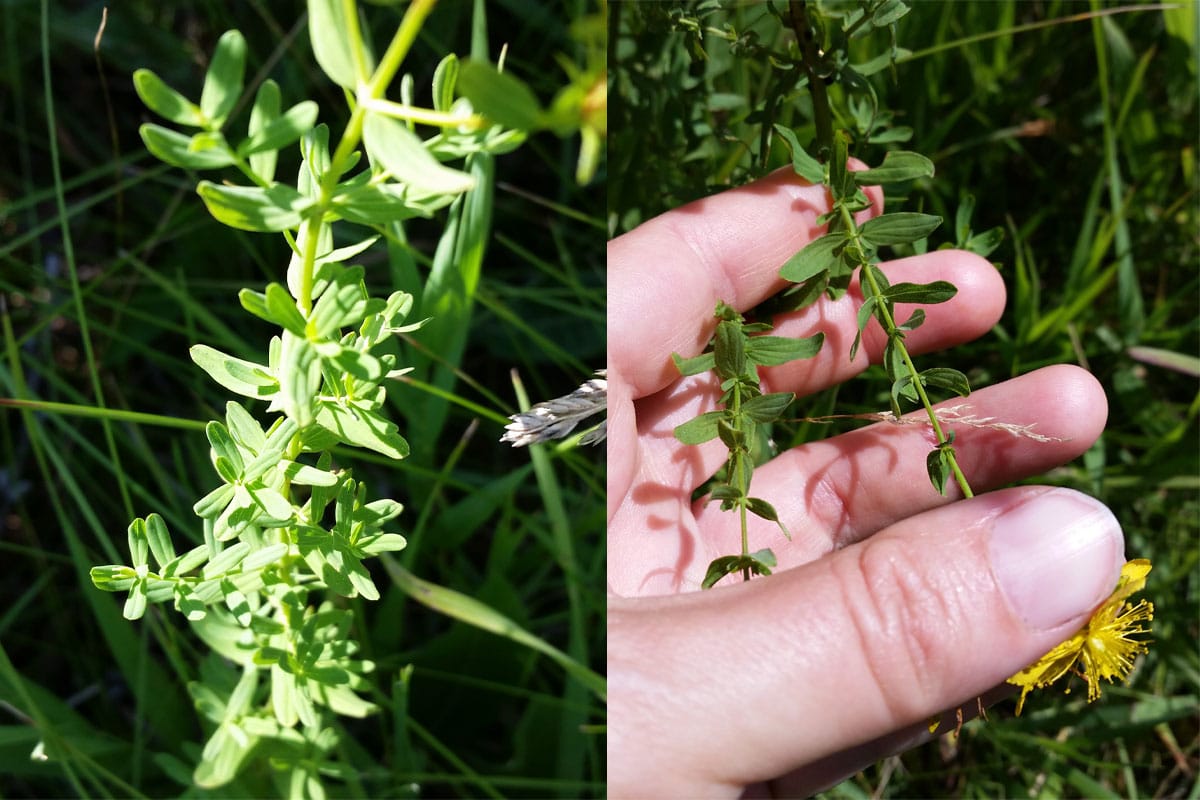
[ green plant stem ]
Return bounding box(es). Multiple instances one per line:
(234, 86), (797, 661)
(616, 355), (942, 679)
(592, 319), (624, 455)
(789, 0), (833, 157)
(298, 0), (440, 314)
(841, 205), (974, 499)
(727, 387), (753, 581)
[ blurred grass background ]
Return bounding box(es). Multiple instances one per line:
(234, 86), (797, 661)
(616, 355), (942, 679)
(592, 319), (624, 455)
(612, 1), (1197, 797)
(1, 1), (604, 797)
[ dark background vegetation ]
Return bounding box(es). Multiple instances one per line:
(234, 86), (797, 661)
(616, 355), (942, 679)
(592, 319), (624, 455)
(2, 1), (603, 797)
(612, 1), (1197, 797)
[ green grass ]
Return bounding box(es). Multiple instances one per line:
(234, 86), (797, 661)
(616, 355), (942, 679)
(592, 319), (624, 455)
(0, 1), (604, 797)
(612, 1), (1197, 797)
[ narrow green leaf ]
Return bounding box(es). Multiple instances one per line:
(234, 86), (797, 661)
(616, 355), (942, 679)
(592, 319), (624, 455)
(897, 308), (926, 332)
(238, 100), (319, 158)
(745, 497), (780, 523)
(308, 0), (370, 89)
(194, 483), (236, 519)
(90, 565), (138, 592)
(920, 367), (971, 398)
(965, 227), (1005, 258)
(280, 460), (339, 486)
(873, 0), (910, 26)
(196, 182), (313, 232)
(432, 54), (459, 112)
(127, 518), (150, 569)
(124, 583), (148, 620)
(772, 124), (825, 184)
(308, 266), (370, 338)
(144, 513), (176, 569)
(316, 401), (409, 459)
(202, 542), (252, 579)
(247, 79), (281, 182)
(133, 69), (203, 127)
(206, 421), (245, 478)
(927, 447), (951, 495)
(884, 280), (958, 305)
(199, 30), (247, 126)
(780, 233), (844, 284)
(362, 111), (475, 194)
(672, 411), (724, 445)
(140, 124), (236, 169)
(190, 344), (279, 399)
(741, 392), (793, 423)
(829, 130), (852, 200)
(859, 212), (943, 246)
(265, 283), (308, 335)
(745, 332), (824, 367)
(701, 555), (746, 589)
(672, 351), (715, 377)
(853, 150), (934, 185)
(713, 319), (746, 380)
(456, 60), (543, 130)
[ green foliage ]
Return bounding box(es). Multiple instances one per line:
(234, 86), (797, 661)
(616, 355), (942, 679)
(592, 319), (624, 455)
(617, 0), (1196, 795)
(1, 1), (604, 797)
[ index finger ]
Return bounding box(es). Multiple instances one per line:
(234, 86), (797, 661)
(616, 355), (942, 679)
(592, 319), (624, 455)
(606, 165), (883, 400)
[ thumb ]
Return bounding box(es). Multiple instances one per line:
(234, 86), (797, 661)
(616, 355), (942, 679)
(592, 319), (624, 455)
(607, 487), (1125, 799)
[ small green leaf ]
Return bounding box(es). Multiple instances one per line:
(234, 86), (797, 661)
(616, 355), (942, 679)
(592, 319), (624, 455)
(717, 419), (747, 451)
(133, 69), (204, 127)
(859, 212), (943, 246)
(316, 400), (409, 459)
(144, 513), (176, 569)
(196, 182), (314, 232)
(140, 124), (236, 169)
(90, 565), (138, 592)
(194, 483), (236, 518)
(330, 180), (454, 225)
(741, 392), (794, 423)
(308, 266), (371, 338)
(772, 124), (825, 184)
(190, 344), (279, 399)
(927, 447), (951, 495)
(745, 332), (824, 367)
(127, 518), (150, 569)
(891, 374), (919, 408)
(884, 280), (958, 305)
(308, 0), (371, 89)
(238, 100), (319, 158)
(206, 421), (245, 478)
(673, 411), (724, 445)
(362, 111), (475, 194)
(920, 367), (971, 398)
(853, 150), (934, 185)
(780, 233), (844, 284)
(701, 556), (746, 589)
(713, 319), (746, 380)
(456, 60), (543, 130)
(672, 351), (716, 377)
(432, 54), (459, 113)
(897, 308), (926, 332)
(280, 460), (339, 486)
(246, 80), (281, 182)
(829, 130), (852, 200)
(200, 30), (247, 126)
(965, 227), (1005, 258)
(202, 542), (252, 579)
(124, 583), (148, 620)
(266, 283), (308, 335)
(873, 0), (911, 28)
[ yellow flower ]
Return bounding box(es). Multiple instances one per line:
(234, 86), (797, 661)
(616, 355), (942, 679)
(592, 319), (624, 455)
(1008, 559), (1154, 716)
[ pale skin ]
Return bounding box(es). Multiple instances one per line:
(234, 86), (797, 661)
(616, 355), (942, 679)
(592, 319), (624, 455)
(607, 167), (1122, 797)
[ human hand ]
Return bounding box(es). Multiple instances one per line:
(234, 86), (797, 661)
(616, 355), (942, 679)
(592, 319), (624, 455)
(606, 167), (1123, 797)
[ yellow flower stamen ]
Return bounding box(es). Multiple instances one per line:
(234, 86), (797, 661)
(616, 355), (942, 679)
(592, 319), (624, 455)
(1008, 559), (1154, 715)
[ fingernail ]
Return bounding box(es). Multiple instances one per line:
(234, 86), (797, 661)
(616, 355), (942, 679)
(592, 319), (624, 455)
(988, 489), (1124, 631)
